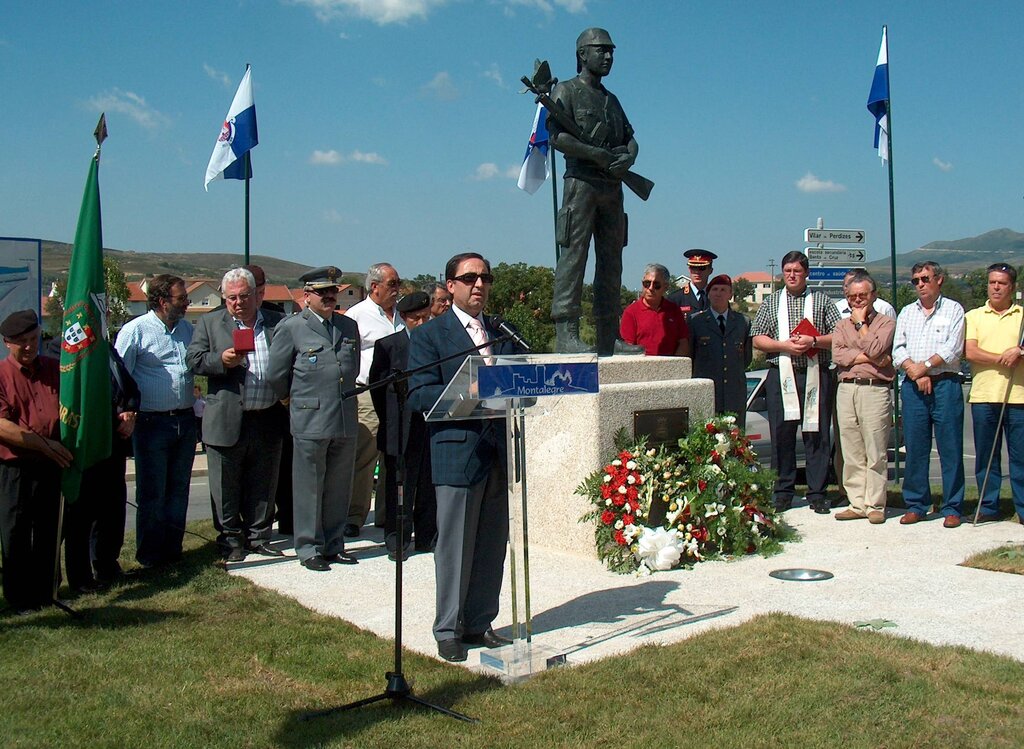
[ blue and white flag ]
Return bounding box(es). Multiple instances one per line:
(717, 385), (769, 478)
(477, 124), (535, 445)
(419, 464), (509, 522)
(866, 28), (889, 162)
(517, 103), (550, 194)
(205, 64), (258, 190)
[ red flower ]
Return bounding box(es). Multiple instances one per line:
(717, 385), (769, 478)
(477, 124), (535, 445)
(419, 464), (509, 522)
(601, 510), (616, 525)
(614, 529), (627, 546)
(693, 526), (709, 542)
(705, 423), (717, 434)
(618, 450), (633, 462)
(622, 514), (635, 526)
(710, 450), (720, 462)
(628, 498), (640, 512)
(612, 495), (626, 507)
(746, 543), (756, 554)
(600, 484), (613, 499)
(730, 428), (740, 438)
(626, 486), (639, 501)
(604, 464), (617, 475)
(698, 480), (707, 492)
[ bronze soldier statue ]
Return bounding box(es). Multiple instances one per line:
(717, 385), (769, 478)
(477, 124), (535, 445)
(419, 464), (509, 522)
(545, 28), (649, 356)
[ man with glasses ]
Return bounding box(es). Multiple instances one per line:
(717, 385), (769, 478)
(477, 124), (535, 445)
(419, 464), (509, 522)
(344, 263), (404, 537)
(964, 263), (1024, 525)
(668, 249), (718, 316)
(831, 271), (895, 524)
(268, 267), (361, 571)
(425, 282), (452, 319)
(619, 264), (689, 356)
(892, 261), (966, 527)
(114, 274), (196, 567)
(409, 253), (516, 662)
(752, 251), (842, 514)
(186, 268), (285, 562)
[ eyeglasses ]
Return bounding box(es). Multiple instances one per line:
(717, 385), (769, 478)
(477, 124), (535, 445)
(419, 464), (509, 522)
(846, 292), (871, 300)
(641, 280), (663, 290)
(434, 297), (452, 306)
(910, 276), (932, 286)
(224, 293), (252, 303)
(451, 272), (494, 285)
(168, 295), (190, 304)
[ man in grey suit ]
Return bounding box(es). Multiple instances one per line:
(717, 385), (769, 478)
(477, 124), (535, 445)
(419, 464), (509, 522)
(187, 268), (285, 562)
(408, 252), (516, 662)
(689, 274), (753, 427)
(267, 266), (360, 572)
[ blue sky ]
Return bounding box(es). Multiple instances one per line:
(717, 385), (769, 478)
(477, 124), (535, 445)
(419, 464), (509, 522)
(3, 0), (1022, 284)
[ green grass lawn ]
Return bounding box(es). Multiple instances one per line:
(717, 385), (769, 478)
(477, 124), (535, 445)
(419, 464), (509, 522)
(3, 519), (1024, 748)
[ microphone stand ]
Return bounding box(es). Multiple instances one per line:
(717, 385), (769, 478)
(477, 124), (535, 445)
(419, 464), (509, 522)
(302, 334), (512, 724)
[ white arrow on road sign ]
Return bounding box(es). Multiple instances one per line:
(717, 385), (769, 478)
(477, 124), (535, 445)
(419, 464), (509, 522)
(804, 228), (865, 244)
(806, 247), (867, 264)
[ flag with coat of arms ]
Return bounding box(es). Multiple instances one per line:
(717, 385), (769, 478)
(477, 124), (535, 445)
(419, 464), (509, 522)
(205, 64), (258, 189)
(867, 28), (890, 162)
(59, 123), (113, 504)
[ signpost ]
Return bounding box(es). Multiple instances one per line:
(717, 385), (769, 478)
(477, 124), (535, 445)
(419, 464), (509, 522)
(807, 267), (853, 282)
(804, 228), (865, 244)
(805, 247), (866, 264)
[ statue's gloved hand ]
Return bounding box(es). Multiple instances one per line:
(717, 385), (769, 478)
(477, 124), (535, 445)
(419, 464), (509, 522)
(607, 150), (635, 177)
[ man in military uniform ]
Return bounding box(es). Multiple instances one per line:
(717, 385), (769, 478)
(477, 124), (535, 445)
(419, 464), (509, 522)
(267, 267), (361, 571)
(548, 27), (640, 356)
(669, 249), (718, 317)
(689, 275), (753, 427)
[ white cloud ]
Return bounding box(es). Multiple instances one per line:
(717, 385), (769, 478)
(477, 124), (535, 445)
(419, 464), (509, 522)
(473, 163), (500, 180)
(482, 63), (504, 88)
(504, 164), (521, 178)
(323, 208), (358, 224)
(292, 0), (451, 25)
(349, 150), (388, 165)
(310, 149), (388, 166)
(932, 157), (953, 172)
(310, 149), (344, 165)
(203, 63), (233, 88)
(504, 0), (587, 13)
(795, 172), (846, 193)
(86, 89), (170, 130)
(420, 71), (459, 101)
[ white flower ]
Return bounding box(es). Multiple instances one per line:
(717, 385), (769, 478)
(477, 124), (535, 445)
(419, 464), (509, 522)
(626, 475), (636, 485)
(636, 563), (652, 577)
(710, 464), (723, 475)
(605, 498), (612, 506)
(603, 474), (612, 483)
(612, 459), (622, 467)
(615, 520), (624, 530)
(623, 523), (640, 542)
(724, 416), (736, 425)
(646, 448), (656, 457)
(751, 484), (759, 491)
(626, 460), (637, 470)
(617, 485), (627, 495)
(717, 526), (727, 537)
(715, 433), (729, 447)
(633, 526), (685, 571)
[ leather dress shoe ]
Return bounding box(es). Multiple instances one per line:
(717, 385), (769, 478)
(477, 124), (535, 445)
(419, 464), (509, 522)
(834, 509), (865, 521)
(943, 515), (962, 528)
(325, 551), (358, 565)
(462, 629), (512, 649)
(343, 523), (360, 538)
(248, 543), (284, 557)
(809, 502), (830, 515)
(773, 498), (792, 512)
(226, 547), (247, 562)
(867, 511), (886, 524)
(71, 579), (105, 594)
(301, 555), (331, 572)
(437, 638), (467, 662)
(976, 513), (1002, 523)
(900, 511), (925, 525)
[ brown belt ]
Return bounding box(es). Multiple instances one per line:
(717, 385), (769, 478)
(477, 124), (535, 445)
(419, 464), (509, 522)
(841, 377), (892, 387)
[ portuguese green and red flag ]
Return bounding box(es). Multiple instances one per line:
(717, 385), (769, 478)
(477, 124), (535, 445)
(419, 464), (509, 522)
(59, 115), (113, 503)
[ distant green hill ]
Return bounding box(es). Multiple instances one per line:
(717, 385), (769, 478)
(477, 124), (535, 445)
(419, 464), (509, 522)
(41, 241), (329, 287)
(864, 228), (1024, 278)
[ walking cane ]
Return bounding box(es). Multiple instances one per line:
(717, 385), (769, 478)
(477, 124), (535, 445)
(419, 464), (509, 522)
(972, 306), (1024, 525)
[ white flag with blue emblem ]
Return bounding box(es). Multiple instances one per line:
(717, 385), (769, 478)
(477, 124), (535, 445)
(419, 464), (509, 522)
(205, 65), (258, 190)
(517, 103), (550, 194)
(866, 28), (889, 162)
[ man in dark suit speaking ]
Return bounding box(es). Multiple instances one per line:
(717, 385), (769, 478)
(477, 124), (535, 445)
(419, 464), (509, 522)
(187, 268), (285, 562)
(408, 253), (516, 662)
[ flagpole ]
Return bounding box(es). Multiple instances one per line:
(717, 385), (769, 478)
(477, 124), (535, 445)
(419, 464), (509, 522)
(244, 151), (251, 265)
(882, 25), (902, 485)
(549, 148), (560, 263)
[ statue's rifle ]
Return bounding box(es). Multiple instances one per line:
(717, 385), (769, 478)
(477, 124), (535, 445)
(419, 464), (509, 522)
(521, 75), (654, 202)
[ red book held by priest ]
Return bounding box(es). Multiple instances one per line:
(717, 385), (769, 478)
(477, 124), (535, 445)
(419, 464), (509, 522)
(790, 318), (821, 358)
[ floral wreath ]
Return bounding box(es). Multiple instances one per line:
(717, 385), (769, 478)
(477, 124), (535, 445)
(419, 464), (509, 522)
(578, 416), (783, 574)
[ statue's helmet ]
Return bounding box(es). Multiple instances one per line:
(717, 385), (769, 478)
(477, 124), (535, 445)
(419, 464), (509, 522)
(576, 27), (615, 51)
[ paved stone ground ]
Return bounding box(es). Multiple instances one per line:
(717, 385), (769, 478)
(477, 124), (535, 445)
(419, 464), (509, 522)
(229, 505), (1024, 677)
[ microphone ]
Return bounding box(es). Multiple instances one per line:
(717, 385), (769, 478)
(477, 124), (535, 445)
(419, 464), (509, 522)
(492, 316), (532, 352)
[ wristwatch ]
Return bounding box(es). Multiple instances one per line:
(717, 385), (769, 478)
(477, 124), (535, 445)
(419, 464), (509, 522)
(853, 321), (865, 330)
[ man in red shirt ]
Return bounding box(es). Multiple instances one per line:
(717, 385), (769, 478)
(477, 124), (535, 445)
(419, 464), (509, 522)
(619, 264), (690, 356)
(0, 310), (72, 613)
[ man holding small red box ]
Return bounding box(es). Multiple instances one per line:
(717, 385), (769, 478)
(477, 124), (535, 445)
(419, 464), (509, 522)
(186, 267), (285, 561)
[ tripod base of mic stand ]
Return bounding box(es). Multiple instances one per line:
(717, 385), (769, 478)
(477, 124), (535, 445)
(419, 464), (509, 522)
(301, 671), (478, 724)
(52, 598), (83, 619)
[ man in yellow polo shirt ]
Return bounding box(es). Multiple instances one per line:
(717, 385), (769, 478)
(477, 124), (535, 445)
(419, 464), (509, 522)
(964, 262), (1024, 524)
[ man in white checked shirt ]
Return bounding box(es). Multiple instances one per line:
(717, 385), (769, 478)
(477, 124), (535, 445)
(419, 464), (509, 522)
(186, 268), (286, 560)
(892, 261), (966, 528)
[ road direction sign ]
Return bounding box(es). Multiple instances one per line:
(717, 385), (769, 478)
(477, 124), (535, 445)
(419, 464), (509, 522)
(806, 247), (867, 264)
(804, 228), (865, 244)
(807, 267), (852, 282)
